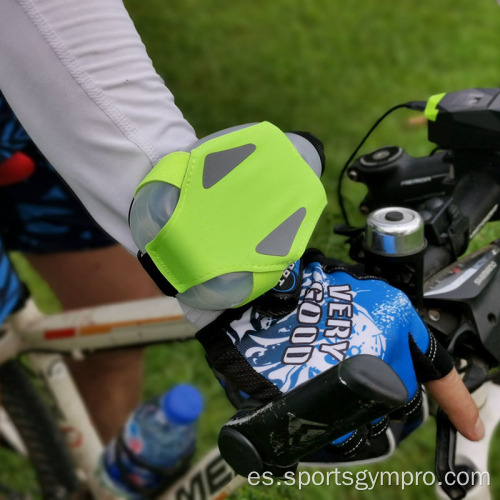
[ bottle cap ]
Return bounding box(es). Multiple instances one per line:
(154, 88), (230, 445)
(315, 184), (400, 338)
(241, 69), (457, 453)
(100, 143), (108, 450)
(162, 385), (203, 424)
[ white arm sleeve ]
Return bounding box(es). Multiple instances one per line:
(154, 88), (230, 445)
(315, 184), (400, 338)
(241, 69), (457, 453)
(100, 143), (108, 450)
(0, 0), (197, 253)
(0, 0), (222, 327)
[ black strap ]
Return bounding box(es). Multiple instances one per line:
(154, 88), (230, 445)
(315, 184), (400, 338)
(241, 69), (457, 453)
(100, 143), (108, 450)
(196, 310), (281, 405)
(137, 251), (178, 297)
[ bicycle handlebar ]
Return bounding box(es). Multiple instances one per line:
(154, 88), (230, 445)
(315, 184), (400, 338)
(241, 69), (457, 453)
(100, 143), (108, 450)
(349, 146), (500, 280)
(451, 170), (500, 238)
(422, 170), (500, 278)
(218, 355), (407, 477)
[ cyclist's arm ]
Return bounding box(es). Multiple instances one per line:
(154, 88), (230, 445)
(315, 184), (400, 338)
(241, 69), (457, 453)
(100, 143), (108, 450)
(0, 0), (196, 253)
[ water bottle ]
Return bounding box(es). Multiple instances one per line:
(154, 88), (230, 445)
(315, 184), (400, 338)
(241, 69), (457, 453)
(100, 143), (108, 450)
(129, 125), (324, 310)
(98, 384), (203, 499)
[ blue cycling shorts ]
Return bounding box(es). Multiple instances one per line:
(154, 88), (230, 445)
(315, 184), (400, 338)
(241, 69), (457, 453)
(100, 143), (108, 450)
(0, 92), (115, 254)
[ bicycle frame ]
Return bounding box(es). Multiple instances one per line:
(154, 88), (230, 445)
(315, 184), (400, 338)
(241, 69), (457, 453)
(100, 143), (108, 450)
(3, 296), (194, 355)
(0, 296), (244, 499)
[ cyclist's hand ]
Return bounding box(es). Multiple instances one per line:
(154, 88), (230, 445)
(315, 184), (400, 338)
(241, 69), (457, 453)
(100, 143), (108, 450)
(196, 250), (482, 463)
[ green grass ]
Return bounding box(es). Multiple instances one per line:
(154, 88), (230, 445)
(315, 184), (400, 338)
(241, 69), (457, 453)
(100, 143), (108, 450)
(4, 0), (500, 498)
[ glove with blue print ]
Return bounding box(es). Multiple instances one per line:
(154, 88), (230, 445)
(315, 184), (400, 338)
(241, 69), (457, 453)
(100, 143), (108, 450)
(196, 249), (455, 463)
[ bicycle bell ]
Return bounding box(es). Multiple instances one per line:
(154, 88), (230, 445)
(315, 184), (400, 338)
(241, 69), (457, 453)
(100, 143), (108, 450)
(364, 207), (426, 305)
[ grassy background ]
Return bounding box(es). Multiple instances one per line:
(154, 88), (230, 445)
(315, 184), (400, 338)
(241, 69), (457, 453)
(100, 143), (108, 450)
(4, 0), (500, 498)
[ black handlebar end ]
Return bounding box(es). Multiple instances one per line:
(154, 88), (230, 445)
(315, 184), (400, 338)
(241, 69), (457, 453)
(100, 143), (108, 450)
(218, 355), (408, 478)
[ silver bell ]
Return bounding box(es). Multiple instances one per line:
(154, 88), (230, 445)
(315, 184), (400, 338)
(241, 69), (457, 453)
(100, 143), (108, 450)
(365, 207), (426, 256)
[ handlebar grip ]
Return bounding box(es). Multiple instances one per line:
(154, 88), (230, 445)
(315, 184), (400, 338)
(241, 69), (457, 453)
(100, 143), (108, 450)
(218, 355), (408, 477)
(423, 244), (457, 280)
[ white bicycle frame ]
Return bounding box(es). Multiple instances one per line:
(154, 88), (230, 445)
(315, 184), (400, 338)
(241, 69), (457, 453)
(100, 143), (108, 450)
(0, 296), (245, 500)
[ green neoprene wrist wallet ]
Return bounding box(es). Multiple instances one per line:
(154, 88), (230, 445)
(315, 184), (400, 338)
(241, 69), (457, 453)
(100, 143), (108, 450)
(136, 121), (327, 306)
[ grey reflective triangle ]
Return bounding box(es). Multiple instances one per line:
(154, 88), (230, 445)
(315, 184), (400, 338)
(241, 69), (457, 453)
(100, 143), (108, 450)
(256, 208), (307, 257)
(203, 143), (256, 189)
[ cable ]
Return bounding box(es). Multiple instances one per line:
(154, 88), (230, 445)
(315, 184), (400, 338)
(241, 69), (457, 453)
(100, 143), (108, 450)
(337, 100), (426, 226)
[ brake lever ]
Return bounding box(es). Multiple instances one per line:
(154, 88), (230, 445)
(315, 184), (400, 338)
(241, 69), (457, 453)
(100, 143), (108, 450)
(436, 410), (469, 500)
(218, 355), (408, 478)
(435, 362), (490, 500)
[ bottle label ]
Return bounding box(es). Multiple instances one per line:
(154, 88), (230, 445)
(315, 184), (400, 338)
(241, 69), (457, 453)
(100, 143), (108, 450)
(124, 418), (144, 454)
